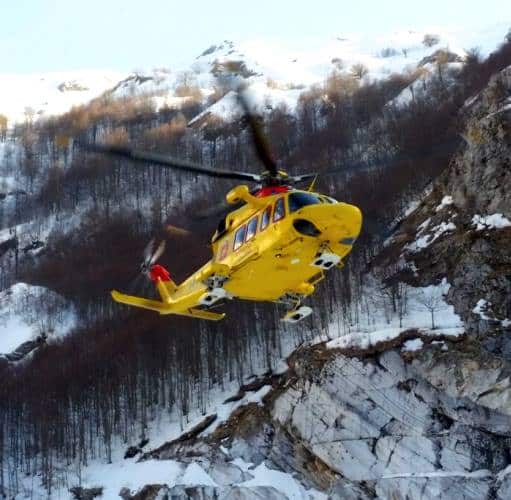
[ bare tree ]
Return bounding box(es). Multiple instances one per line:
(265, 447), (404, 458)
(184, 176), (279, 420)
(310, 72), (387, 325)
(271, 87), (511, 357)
(436, 50), (451, 87)
(24, 106), (36, 126)
(350, 63), (369, 80)
(416, 286), (445, 329)
(0, 114), (7, 140)
(397, 283), (409, 328)
(423, 34), (440, 47)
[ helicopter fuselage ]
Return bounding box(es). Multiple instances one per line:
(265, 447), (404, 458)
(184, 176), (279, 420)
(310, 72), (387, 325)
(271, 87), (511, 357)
(111, 185), (362, 321)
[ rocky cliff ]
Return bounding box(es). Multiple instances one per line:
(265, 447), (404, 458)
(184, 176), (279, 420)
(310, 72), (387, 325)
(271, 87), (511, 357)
(380, 65), (511, 343)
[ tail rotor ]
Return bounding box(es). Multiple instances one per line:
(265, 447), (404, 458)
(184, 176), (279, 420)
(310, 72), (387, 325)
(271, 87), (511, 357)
(140, 238), (166, 277)
(126, 238), (166, 297)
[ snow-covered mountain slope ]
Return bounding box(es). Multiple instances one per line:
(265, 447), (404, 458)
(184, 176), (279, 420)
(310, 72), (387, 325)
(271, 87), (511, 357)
(1, 23), (508, 127)
(388, 58), (464, 108)
(192, 24), (509, 87)
(0, 70), (126, 125)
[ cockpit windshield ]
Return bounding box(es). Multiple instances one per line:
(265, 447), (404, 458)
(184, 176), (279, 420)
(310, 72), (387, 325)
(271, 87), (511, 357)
(288, 192), (322, 212)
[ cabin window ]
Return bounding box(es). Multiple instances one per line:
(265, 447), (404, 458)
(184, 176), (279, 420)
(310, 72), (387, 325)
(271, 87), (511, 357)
(260, 206), (272, 231)
(245, 216), (258, 241)
(233, 225), (246, 251)
(288, 192), (321, 212)
(273, 197), (285, 222)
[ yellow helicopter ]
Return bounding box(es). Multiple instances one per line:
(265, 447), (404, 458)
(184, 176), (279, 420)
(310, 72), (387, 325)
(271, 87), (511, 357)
(88, 92), (363, 323)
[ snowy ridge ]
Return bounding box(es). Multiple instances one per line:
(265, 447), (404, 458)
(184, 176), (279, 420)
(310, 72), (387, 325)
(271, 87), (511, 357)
(0, 23), (509, 127)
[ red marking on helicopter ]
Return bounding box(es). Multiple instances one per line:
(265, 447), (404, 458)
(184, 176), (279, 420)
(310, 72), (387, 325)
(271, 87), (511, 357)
(255, 185), (290, 198)
(150, 264), (171, 282)
(219, 241), (229, 260)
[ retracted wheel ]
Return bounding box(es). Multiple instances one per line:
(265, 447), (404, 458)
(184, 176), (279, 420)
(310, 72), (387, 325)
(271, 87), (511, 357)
(282, 306), (313, 323)
(313, 252), (340, 271)
(199, 287), (228, 307)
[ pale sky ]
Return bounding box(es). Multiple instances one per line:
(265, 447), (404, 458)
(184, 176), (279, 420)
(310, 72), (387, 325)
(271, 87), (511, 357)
(2, 0), (509, 73)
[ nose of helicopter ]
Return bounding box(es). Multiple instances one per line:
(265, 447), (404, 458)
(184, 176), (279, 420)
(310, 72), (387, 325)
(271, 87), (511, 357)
(292, 202), (362, 244)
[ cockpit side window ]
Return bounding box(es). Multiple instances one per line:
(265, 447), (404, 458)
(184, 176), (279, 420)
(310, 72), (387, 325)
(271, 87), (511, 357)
(217, 217), (227, 234)
(245, 216), (258, 241)
(233, 225), (246, 251)
(260, 205), (272, 231)
(273, 197), (285, 222)
(288, 192), (321, 212)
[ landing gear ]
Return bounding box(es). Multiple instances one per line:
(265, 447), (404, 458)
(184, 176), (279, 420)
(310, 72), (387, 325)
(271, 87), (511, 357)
(199, 287), (228, 306)
(278, 292), (313, 323)
(199, 273), (231, 307)
(313, 251), (340, 270)
(282, 305), (313, 323)
(204, 273), (228, 290)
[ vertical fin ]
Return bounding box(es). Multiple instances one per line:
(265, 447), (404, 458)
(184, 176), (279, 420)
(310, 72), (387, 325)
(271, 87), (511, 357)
(150, 264), (177, 302)
(156, 280), (172, 303)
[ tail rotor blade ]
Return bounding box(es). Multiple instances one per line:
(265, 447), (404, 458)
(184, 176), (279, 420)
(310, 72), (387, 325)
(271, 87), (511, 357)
(150, 240), (166, 265)
(128, 271), (146, 296)
(142, 238), (155, 266)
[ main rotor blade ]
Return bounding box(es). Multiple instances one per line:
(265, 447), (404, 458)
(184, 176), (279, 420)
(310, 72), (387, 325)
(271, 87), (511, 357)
(82, 143), (263, 182)
(237, 90), (278, 177)
(317, 138), (461, 178)
(194, 200), (245, 221)
(289, 173), (317, 184)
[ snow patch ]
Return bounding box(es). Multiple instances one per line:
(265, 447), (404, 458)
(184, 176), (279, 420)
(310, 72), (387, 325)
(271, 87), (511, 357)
(402, 338), (424, 352)
(497, 464), (511, 482)
(324, 279), (463, 352)
(180, 463), (218, 487)
(188, 90), (241, 126)
(472, 213), (511, 230)
(240, 461), (327, 499)
(435, 195), (454, 212)
(472, 299), (509, 327)
(0, 282), (76, 354)
(407, 221), (456, 252)
(472, 299), (493, 321)
(381, 469), (492, 479)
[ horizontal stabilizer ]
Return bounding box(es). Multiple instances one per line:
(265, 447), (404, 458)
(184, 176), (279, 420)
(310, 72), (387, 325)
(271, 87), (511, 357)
(111, 290), (165, 312)
(185, 308), (226, 321)
(111, 290), (225, 321)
